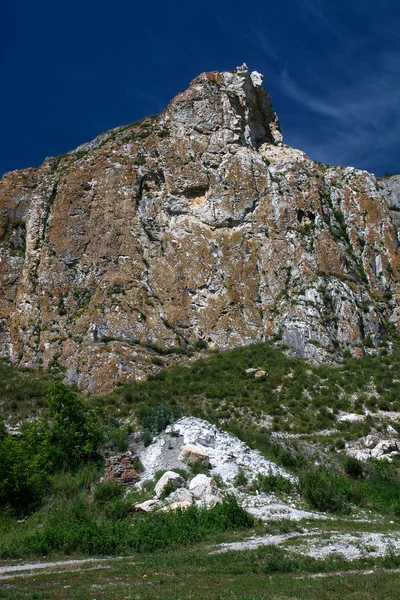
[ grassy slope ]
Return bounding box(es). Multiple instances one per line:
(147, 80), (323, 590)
(0, 338), (400, 591)
(1, 547), (400, 599)
(97, 336), (400, 438)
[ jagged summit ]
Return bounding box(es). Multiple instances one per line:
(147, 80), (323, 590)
(0, 66), (399, 391)
(162, 63), (282, 149)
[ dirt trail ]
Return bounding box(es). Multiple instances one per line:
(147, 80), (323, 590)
(0, 556), (133, 579)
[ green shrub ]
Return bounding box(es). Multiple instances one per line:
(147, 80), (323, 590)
(343, 456), (364, 479)
(138, 403), (182, 446)
(93, 480), (124, 503)
(0, 495), (252, 558)
(299, 466), (352, 513)
(233, 468), (248, 487)
(258, 474), (296, 494)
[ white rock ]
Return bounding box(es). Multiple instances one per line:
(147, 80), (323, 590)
(138, 417), (295, 486)
(189, 474), (222, 507)
(165, 487), (193, 505)
(134, 498), (160, 512)
(179, 444), (210, 467)
(364, 435), (380, 449)
(154, 471), (185, 498)
(189, 474), (213, 499)
(250, 71), (264, 87)
(161, 488), (194, 512)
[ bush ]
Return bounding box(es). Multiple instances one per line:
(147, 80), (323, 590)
(258, 474), (296, 494)
(343, 456), (364, 479)
(299, 466), (352, 513)
(93, 480), (124, 503)
(233, 468), (248, 488)
(0, 383), (108, 512)
(138, 403), (182, 446)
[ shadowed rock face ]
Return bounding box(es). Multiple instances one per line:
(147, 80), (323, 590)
(0, 64), (399, 392)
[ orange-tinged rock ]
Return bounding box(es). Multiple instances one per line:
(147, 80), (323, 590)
(0, 65), (399, 391)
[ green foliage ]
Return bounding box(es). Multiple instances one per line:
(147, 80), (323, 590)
(0, 383), (108, 511)
(343, 456), (364, 479)
(43, 382), (106, 470)
(257, 474), (296, 494)
(299, 460), (400, 515)
(106, 335), (400, 436)
(233, 468), (248, 487)
(93, 480), (124, 503)
(156, 129), (170, 138)
(299, 466), (353, 513)
(138, 403), (182, 446)
(0, 492), (252, 558)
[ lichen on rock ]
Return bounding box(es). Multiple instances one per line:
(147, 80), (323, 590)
(0, 64), (399, 391)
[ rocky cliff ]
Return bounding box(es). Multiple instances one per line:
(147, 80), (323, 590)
(0, 64), (399, 392)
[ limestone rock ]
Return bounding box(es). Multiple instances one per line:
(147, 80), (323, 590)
(254, 370), (267, 378)
(162, 487), (194, 511)
(370, 440), (399, 458)
(139, 417), (294, 485)
(154, 470), (185, 498)
(189, 474), (222, 507)
(179, 444), (210, 467)
(134, 498), (160, 512)
(0, 64), (399, 391)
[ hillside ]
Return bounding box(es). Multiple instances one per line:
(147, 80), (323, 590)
(0, 64), (399, 393)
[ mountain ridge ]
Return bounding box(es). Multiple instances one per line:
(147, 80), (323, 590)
(0, 64), (399, 392)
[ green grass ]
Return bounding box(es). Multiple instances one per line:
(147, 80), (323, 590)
(0, 451), (252, 560)
(0, 358), (59, 422)
(1, 545), (400, 599)
(97, 335), (400, 435)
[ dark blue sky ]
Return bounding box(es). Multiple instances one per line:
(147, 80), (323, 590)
(2, 0), (400, 177)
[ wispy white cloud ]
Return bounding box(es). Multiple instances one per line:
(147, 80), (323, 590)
(298, 0), (341, 37)
(280, 46), (400, 171)
(247, 3), (400, 175)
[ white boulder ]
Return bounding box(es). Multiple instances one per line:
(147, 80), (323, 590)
(189, 474), (222, 507)
(154, 470), (185, 498)
(162, 487), (194, 511)
(179, 444), (210, 467)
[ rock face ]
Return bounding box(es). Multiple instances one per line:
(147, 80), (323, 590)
(0, 64), (399, 391)
(104, 451), (140, 486)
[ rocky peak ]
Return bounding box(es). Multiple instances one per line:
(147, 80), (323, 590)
(0, 66), (399, 392)
(163, 63), (282, 151)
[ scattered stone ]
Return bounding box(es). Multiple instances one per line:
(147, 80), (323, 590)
(104, 452), (140, 487)
(134, 498), (160, 512)
(154, 471), (185, 498)
(254, 370), (267, 378)
(140, 417), (294, 485)
(179, 444), (210, 467)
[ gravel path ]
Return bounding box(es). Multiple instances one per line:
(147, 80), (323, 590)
(0, 556), (132, 579)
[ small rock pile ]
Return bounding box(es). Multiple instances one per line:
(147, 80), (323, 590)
(347, 433), (400, 462)
(104, 451), (140, 486)
(138, 416), (294, 485)
(135, 470), (222, 513)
